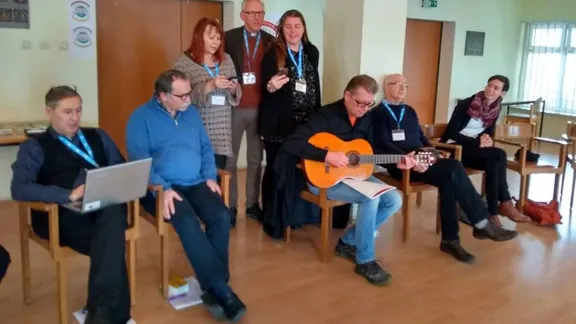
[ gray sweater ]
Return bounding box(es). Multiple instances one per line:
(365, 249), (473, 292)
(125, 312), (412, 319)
(173, 53), (241, 157)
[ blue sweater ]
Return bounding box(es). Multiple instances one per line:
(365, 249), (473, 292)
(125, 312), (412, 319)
(126, 98), (217, 189)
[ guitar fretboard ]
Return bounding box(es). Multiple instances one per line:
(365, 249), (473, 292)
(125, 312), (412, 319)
(358, 154), (405, 164)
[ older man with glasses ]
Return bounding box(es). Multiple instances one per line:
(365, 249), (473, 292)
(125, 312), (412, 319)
(126, 70), (246, 322)
(223, 0), (274, 225)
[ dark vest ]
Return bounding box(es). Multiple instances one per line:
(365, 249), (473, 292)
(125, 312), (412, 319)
(31, 127), (108, 238)
(34, 127), (109, 189)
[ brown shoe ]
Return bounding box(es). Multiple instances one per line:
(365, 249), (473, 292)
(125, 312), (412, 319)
(499, 200), (531, 223)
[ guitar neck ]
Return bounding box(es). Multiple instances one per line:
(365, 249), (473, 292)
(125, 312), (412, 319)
(359, 154), (404, 164)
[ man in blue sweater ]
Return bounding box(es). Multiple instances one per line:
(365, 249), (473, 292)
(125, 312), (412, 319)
(371, 74), (518, 264)
(126, 70), (246, 322)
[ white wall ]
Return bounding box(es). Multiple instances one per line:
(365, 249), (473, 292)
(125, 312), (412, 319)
(407, 0), (523, 119)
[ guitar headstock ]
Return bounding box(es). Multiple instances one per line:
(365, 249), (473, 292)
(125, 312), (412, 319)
(414, 148), (440, 166)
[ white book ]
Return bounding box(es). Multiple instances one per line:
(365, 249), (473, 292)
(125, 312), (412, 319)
(342, 179), (395, 199)
(168, 277), (203, 310)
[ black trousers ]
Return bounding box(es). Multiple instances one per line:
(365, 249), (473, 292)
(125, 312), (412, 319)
(0, 244), (10, 284)
(262, 141), (282, 221)
(461, 146), (511, 215)
(34, 204), (130, 323)
(389, 159), (488, 241)
(141, 182), (231, 294)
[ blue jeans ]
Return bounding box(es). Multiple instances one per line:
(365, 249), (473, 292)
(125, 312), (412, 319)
(308, 176), (403, 264)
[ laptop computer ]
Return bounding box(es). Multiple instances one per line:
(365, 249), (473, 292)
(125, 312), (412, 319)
(62, 158), (152, 213)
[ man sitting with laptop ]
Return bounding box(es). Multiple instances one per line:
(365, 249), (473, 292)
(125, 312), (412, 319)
(11, 86), (133, 324)
(126, 70), (246, 322)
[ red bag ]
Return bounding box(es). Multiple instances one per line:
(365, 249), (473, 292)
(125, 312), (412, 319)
(515, 197), (562, 225)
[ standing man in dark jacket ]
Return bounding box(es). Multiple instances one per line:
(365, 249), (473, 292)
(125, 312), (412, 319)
(10, 86), (132, 324)
(224, 0), (274, 225)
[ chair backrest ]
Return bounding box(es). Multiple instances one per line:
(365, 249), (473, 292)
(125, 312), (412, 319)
(529, 97), (543, 123)
(567, 121), (576, 139)
(495, 123), (536, 140)
(422, 123), (448, 140)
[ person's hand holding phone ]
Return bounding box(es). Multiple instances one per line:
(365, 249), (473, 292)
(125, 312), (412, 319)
(268, 69), (289, 93)
(227, 76), (239, 91)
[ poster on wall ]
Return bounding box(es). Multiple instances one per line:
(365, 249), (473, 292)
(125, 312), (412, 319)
(0, 0), (30, 29)
(262, 13), (281, 36)
(68, 0), (95, 58)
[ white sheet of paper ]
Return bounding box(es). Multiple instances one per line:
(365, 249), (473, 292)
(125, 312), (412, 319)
(295, 81), (307, 93)
(242, 72), (256, 84)
(392, 130), (406, 142)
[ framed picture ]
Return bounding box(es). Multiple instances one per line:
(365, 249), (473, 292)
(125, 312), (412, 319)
(464, 31), (485, 56)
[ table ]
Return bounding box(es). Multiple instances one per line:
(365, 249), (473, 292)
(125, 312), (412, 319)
(0, 121), (49, 146)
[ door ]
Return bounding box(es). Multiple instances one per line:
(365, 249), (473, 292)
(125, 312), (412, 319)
(96, 0), (223, 154)
(402, 19), (442, 125)
(181, 1), (223, 51)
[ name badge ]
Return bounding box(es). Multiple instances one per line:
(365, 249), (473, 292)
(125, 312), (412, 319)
(392, 129), (406, 142)
(211, 95), (226, 106)
(242, 72), (256, 85)
(295, 79), (307, 93)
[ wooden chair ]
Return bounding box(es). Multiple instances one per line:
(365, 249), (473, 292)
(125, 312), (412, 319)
(282, 164), (348, 263)
(422, 123), (487, 199)
(373, 134), (458, 242)
(142, 169), (230, 298)
(494, 123), (568, 212)
(561, 121), (576, 209)
(504, 97), (542, 130)
(19, 200), (140, 324)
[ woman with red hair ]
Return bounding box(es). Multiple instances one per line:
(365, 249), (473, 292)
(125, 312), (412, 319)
(174, 17), (242, 171)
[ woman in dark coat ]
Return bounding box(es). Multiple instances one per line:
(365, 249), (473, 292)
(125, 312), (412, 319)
(441, 75), (530, 224)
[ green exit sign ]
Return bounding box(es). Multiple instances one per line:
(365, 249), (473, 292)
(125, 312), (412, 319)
(422, 0), (438, 8)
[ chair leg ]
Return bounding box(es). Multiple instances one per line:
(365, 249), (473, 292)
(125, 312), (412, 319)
(481, 173), (487, 196)
(320, 207), (331, 263)
(284, 226), (291, 243)
(402, 193), (411, 243)
(416, 192), (422, 207)
(518, 175), (528, 212)
(570, 172), (576, 209)
(553, 174), (561, 201)
(19, 228), (32, 304)
(561, 165), (567, 197)
(56, 261), (68, 324)
(160, 233), (170, 299)
(127, 240), (136, 306)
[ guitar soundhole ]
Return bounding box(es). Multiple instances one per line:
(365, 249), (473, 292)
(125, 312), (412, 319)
(347, 152), (360, 167)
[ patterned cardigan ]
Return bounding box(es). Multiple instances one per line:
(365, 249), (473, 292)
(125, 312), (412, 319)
(173, 53), (241, 157)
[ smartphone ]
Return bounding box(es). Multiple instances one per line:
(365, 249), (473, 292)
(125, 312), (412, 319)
(228, 76), (238, 81)
(277, 68), (288, 76)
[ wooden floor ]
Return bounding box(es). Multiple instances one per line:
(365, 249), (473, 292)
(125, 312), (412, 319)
(0, 147), (575, 323)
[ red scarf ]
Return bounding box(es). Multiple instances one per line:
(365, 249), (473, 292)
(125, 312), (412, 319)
(466, 91), (501, 127)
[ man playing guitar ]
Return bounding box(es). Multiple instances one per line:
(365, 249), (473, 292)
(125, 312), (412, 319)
(280, 75), (409, 286)
(371, 74), (518, 264)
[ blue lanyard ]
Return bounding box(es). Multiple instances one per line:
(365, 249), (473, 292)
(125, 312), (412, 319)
(287, 42), (303, 79)
(243, 29), (261, 72)
(58, 130), (99, 168)
(203, 63), (220, 79)
(383, 101), (405, 129)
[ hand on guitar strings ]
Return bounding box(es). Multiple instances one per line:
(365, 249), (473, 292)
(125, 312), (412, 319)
(397, 152), (417, 170)
(325, 151), (349, 168)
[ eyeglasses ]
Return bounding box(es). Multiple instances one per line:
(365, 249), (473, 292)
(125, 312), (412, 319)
(386, 82), (409, 88)
(242, 11), (265, 17)
(170, 91), (192, 100)
(353, 98), (376, 109)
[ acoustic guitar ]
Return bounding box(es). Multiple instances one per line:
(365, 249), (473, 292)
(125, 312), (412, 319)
(303, 132), (438, 188)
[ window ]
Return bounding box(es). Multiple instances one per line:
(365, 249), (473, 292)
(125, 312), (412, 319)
(519, 23), (576, 115)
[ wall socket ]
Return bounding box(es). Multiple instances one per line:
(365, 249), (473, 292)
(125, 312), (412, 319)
(21, 40), (32, 50)
(39, 41), (50, 50)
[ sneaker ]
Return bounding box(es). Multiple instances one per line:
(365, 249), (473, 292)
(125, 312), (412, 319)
(334, 239), (356, 262)
(219, 292), (247, 323)
(354, 261), (392, 286)
(200, 290), (226, 321)
(473, 222), (518, 241)
(229, 207), (237, 228)
(440, 240), (476, 264)
(245, 204), (262, 220)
